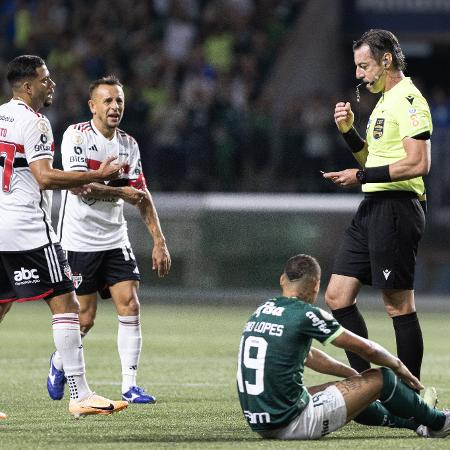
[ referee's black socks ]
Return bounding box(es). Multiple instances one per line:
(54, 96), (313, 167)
(331, 304), (371, 373)
(392, 311), (423, 380)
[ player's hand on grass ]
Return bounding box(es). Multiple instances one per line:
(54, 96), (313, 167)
(121, 186), (146, 205)
(322, 168), (359, 187)
(96, 155), (125, 181)
(334, 102), (354, 134)
(394, 363), (424, 391)
(152, 242), (171, 278)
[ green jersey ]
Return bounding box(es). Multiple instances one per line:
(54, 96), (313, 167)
(236, 297), (343, 432)
(364, 77), (432, 195)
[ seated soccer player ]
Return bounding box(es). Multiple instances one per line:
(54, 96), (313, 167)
(237, 254), (449, 440)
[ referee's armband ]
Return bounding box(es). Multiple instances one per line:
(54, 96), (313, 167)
(411, 131), (431, 140)
(341, 127), (365, 153)
(356, 165), (391, 184)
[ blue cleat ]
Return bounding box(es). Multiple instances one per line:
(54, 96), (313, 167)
(122, 386), (156, 404)
(47, 352), (66, 400)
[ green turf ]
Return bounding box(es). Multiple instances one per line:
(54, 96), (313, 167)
(0, 301), (448, 449)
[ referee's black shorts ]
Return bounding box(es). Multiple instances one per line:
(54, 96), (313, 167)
(332, 191), (426, 290)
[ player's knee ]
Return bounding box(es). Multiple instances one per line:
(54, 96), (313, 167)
(117, 296), (140, 316)
(325, 286), (343, 310)
(361, 368), (383, 386)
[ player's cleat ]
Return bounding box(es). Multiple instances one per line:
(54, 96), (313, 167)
(416, 386), (439, 437)
(47, 351), (66, 400)
(122, 386), (156, 404)
(69, 393), (128, 418)
(0, 412), (6, 420)
(423, 386), (438, 408)
(417, 409), (450, 438)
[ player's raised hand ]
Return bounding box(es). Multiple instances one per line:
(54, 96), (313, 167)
(121, 186), (147, 205)
(394, 363), (424, 391)
(96, 155), (125, 181)
(334, 102), (354, 133)
(152, 242), (171, 278)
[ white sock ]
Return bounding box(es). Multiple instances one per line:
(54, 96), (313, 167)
(52, 314), (91, 400)
(53, 331), (87, 371)
(117, 315), (142, 393)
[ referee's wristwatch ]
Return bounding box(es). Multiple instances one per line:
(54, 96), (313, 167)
(356, 169), (367, 184)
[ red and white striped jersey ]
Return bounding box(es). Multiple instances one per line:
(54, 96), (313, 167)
(0, 99), (57, 252)
(57, 120), (147, 251)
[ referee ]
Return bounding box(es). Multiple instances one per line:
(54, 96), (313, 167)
(322, 29), (431, 381)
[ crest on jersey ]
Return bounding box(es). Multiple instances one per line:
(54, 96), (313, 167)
(37, 119), (49, 134)
(373, 118), (385, 140)
(72, 132), (84, 145)
(71, 273), (83, 289)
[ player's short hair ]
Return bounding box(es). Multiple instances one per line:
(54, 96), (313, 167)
(284, 254), (321, 283)
(6, 55), (46, 87)
(353, 29), (406, 71)
(89, 75), (123, 98)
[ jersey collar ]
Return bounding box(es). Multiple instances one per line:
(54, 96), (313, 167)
(90, 120), (118, 144)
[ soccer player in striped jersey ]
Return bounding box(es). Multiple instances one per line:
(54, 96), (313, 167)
(0, 55), (128, 418)
(49, 76), (171, 404)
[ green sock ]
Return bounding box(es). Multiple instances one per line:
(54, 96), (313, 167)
(380, 367), (445, 431)
(355, 401), (418, 430)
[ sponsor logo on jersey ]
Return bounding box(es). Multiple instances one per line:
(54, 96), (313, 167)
(373, 118), (385, 140)
(89, 144), (98, 152)
(406, 95), (414, 105)
(305, 311), (332, 334)
(69, 155), (86, 163)
(34, 143), (51, 153)
(382, 269), (391, 280)
(81, 197), (97, 206)
(13, 267), (40, 285)
(244, 410), (271, 424)
(0, 115), (14, 122)
(254, 301), (285, 318)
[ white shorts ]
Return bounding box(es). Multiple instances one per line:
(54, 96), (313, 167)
(258, 385), (347, 440)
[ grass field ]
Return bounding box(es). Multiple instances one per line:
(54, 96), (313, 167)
(0, 301), (448, 449)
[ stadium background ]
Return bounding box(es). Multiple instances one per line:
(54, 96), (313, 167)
(1, 0), (449, 298)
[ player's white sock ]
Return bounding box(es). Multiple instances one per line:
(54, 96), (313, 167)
(53, 331), (87, 370)
(52, 314), (91, 400)
(117, 315), (142, 393)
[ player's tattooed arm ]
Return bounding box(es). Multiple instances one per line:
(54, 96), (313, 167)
(71, 183), (146, 205)
(332, 330), (423, 390)
(137, 190), (171, 277)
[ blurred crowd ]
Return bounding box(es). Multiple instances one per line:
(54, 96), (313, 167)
(1, 0), (450, 200)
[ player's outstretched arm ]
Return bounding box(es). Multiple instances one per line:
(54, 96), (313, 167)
(137, 189), (171, 278)
(29, 156), (124, 190)
(305, 347), (358, 378)
(332, 330), (423, 391)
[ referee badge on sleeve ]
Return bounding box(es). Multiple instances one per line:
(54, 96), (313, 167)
(373, 118), (385, 140)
